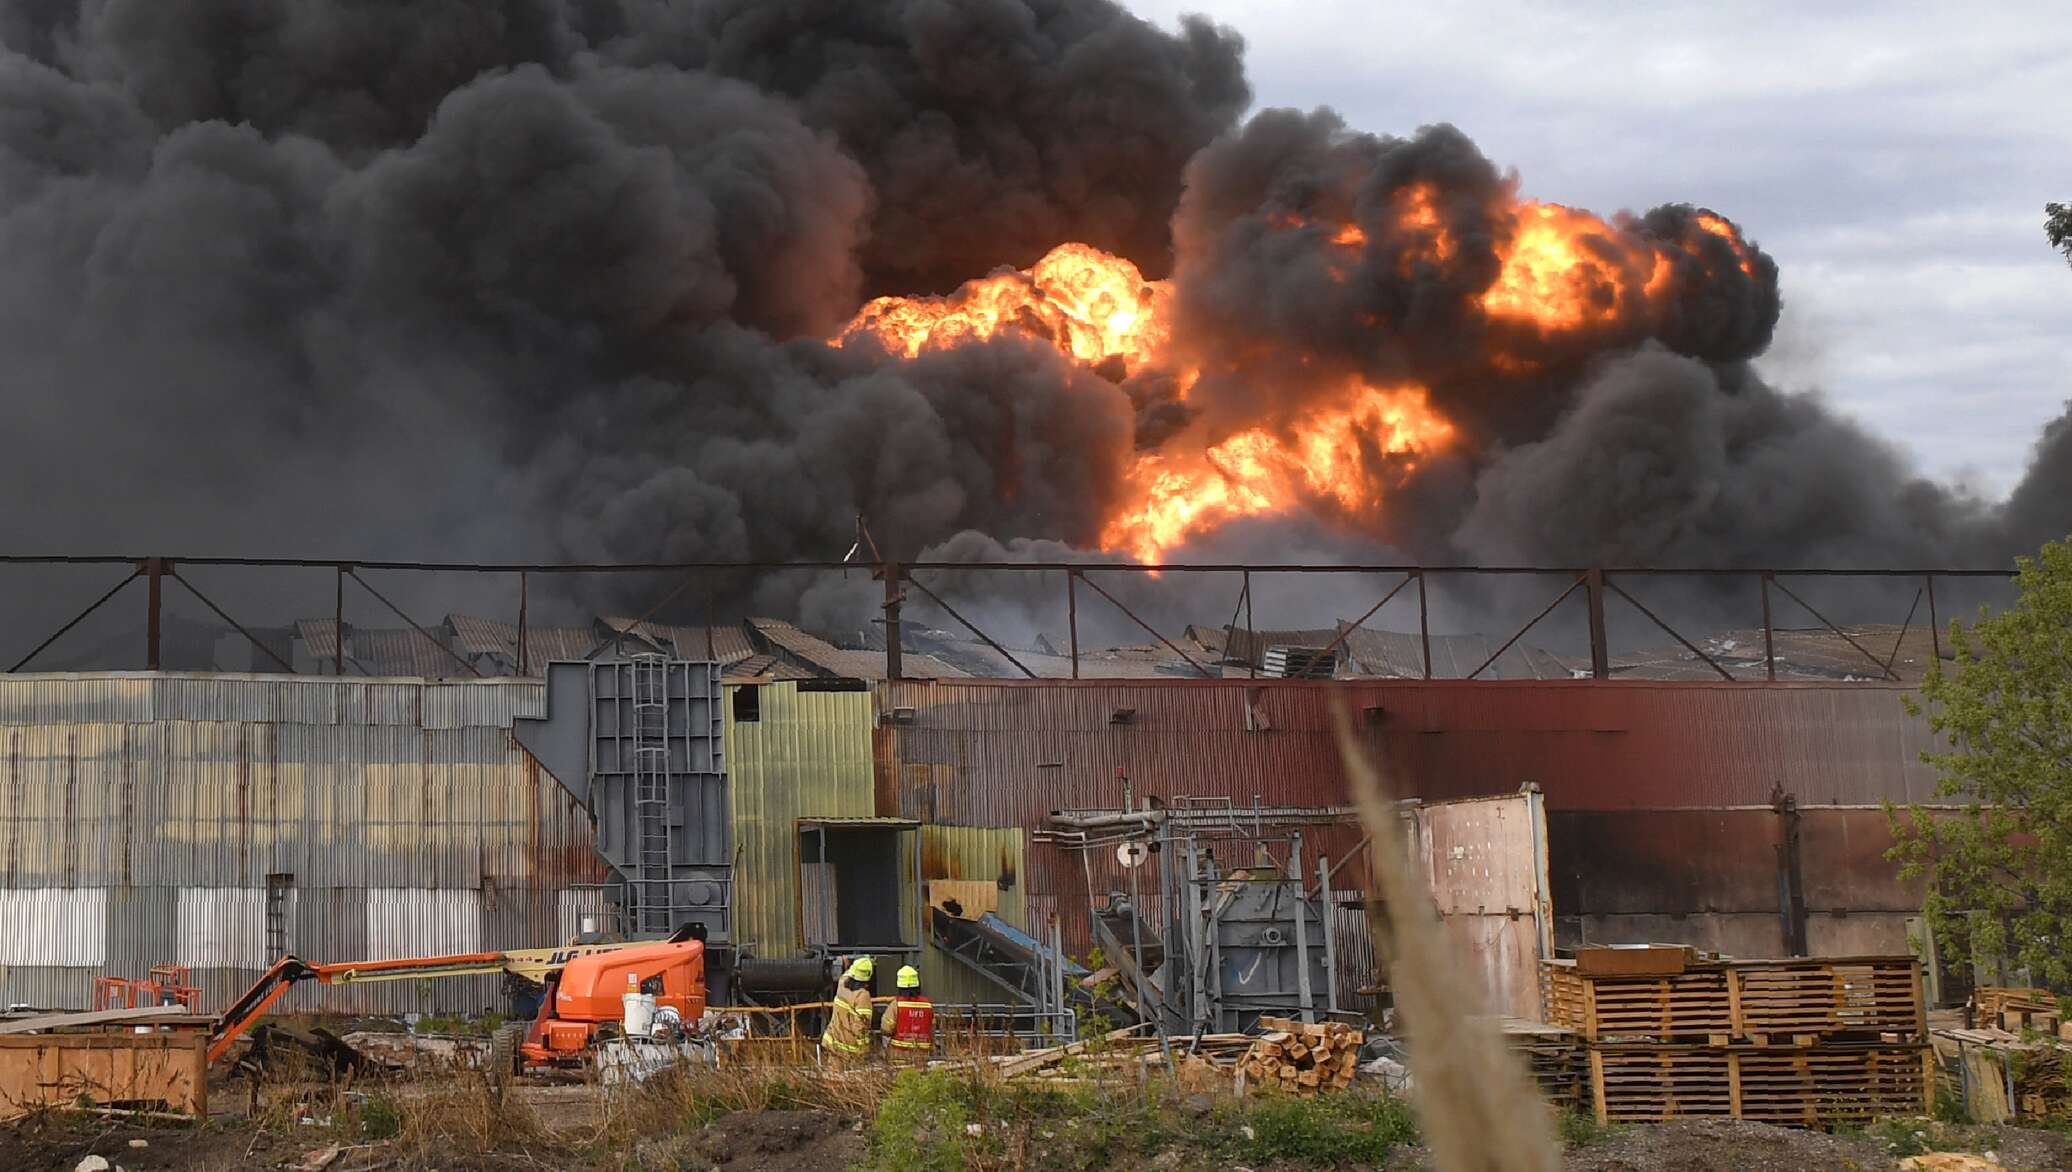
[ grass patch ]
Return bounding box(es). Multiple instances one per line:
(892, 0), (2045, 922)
(858, 1068), (1417, 1171)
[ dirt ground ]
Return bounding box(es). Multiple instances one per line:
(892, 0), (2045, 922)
(1554, 1118), (2070, 1172)
(6, 1097), (2069, 1171)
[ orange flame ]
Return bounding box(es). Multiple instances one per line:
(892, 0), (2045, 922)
(831, 197), (1758, 562)
(1097, 381), (1453, 563)
(1481, 202), (1635, 328)
(833, 242), (1169, 371)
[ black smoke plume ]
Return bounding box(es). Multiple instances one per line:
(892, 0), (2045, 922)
(0, 0), (2064, 653)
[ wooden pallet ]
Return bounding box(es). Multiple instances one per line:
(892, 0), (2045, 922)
(1541, 962), (1732, 1041)
(1501, 1020), (1585, 1109)
(1588, 1043), (1932, 1126)
(1545, 956), (1923, 1044)
(1732, 959), (1925, 1039)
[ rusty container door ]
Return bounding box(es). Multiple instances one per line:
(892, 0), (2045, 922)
(1412, 789), (1553, 1020)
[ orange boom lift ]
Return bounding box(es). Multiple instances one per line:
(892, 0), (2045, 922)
(208, 927), (707, 1076)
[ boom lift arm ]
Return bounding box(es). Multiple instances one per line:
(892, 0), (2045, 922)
(207, 928), (696, 1064)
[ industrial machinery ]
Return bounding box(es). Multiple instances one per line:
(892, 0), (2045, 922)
(207, 928), (708, 1071)
(508, 936), (707, 1072)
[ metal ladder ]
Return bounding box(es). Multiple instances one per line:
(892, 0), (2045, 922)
(630, 653), (673, 933)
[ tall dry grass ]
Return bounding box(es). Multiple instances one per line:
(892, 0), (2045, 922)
(1335, 706), (1561, 1172)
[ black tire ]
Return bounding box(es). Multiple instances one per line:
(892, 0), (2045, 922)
(488, 1022), (525, 1098)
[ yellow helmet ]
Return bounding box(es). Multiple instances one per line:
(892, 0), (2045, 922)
(843, 956), (875, 982)
(896, 965), (921, 989)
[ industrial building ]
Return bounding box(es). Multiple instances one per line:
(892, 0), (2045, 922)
(0, 655), (1947, 1020)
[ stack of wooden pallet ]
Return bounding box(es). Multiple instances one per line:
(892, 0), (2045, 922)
(1238, 1016), (1363, 1092)
(1500, 1019), (1586, 1109)
(1541, 948), (1930, 1126)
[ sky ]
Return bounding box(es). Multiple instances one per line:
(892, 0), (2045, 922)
(1128, 0), (2072, 497)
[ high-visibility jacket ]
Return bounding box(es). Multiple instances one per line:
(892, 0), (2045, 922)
(821, 982), (875, 1057)
(880, 995), (934, 1052)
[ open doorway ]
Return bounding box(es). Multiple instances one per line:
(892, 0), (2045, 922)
(798, 817), (920, 954)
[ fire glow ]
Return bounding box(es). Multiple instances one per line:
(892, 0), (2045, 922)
(834, 196), (1756, 563)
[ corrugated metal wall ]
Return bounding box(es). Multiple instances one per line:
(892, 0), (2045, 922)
(874, 677), (1939, 977)
(872, 678), (1937, 814)
(0, 673), (606, 1012)
(724, 682), (879, 958)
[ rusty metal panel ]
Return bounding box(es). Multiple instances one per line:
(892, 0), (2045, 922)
(1548, 809), (1781, 917)
(1413, 792), (1551, 1019)
(726, 682), (877, 958)
(0, 674), (606, 1012)
(875, 678), (1939, 816)
(919, 825), (1026, 1006)
(1549, 807), (1925, 921)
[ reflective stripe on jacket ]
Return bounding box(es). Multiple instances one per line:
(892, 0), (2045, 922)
(821, 983), (875, 1056)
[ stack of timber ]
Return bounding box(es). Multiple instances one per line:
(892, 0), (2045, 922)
(1970, 986), (2063, 1034)
(1933, 1026), (2072, 1123)
(1542, 948), (1931, 1126)
(989, 1025), (1253, 1084)
(1238, 1017), (1364, 1093)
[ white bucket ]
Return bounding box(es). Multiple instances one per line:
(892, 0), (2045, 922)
(622, 991), (657, 1037)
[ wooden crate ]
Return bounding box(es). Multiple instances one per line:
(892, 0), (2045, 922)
(1588, 1043), (1932, 1126)
(1546, 956), (1923, 1044)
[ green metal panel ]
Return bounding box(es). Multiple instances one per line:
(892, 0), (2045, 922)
(725, 683), (877, 958)
(919, 824), (1029, 1007)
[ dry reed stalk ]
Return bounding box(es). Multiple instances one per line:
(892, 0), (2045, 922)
(1335, 707), (1559, 1172)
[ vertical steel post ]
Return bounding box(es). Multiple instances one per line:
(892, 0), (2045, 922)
(517, 569), (529, 676)
(333, 564), (346, 675)
(1318, 852), (1339, 1016)
(1585, 568), (1610, 679)
(1291, 832), (1313, 1022)
(1243, 569), (1256, 679)
(1067, 569), (1080, 680)
(1925, 574), (1941, 665)
(1417, 570), (1432, 679)
(1760, 572), (1776, 682)
(1049, 912), (1066, 1036)
(882, 560), (903, 681)
(144, 557), (163, 671)
(1774, 791), (1807, 956)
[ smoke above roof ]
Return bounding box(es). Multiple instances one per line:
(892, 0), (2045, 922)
(0, 0), (2063, 623)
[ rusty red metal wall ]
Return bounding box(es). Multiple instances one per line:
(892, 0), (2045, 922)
(1547, 807), (1930, 958)
(875, 678), (1939, 816)
(873, 679), (1940, 965)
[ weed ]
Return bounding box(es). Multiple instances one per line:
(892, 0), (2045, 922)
(1555, 1109), (1620, 1147)
(357, 1094), (402, 1140)
(867, 1069), (972, 1172)
(1238, 1089), (1417, 1164)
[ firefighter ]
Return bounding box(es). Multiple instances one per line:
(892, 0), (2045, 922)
(881, 964), (934, 1065)
(821, 955), (876, 1067)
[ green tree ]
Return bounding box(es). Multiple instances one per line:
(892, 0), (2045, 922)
(1890, 537), (2072, 986)
(2050, 201), (2072, 267)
